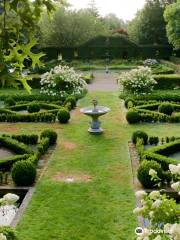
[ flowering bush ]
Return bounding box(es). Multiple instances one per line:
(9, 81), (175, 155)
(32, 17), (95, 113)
(133, 163), (180, 240)
(40, 65), (87, 98)
(144, 59), (158, 66)
(118, 66), (157, 95)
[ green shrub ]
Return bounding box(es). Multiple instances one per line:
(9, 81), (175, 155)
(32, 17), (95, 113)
(152, 65), (174, 75)
(57, 108), (70, 123)
(0, 226), (17, 240)
(5, 97), (16, 107)
(158, 103), (174, 116)
(64, 96), (76, 109)
(124, 98), (135, 108)
(0, 137), (33, 154)
(149, 136), (159, 145)
(132, 130), (148, 145)
(10, 134), (38, 145)
(40, 129), (57, 145)
(154, 74), (180, 89)
(148, 139), (180, 156)
(28, 103), (40, 113)
(11, 160), (36, 186)
(37, 138), (50, 156)
(143, 152), (177, 171)
(0, 154), (31, 172)
(137, 160), (162, 188)
(126, 110), (140, 124)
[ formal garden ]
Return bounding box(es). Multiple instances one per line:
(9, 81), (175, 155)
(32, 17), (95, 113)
(0, 0), (179, 240)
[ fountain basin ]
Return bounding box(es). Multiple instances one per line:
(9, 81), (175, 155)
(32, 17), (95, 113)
(80, 105), (110, 134)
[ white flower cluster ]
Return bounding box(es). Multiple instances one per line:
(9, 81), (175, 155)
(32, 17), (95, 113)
(0, 233), (7, 240)
(169, 163), (180, 195)
(164, 223), (180, 240)
(118, 66), (157, 96)
(144, 59), (158, 66)
(133, 163), (180, 240)
(3, 193), (19, 205)
(40, 65), (87, 98)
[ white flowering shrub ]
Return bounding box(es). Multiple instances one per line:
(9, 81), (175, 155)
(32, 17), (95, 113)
(144, 59), (158, 66)
(118, 66), (157, 95)
(133, 164), (180, 240)
(40, 65), (87, 98)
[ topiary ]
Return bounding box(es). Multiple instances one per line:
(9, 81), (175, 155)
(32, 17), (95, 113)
(40, 129), (57, 145)
(124, 98), (135, 108)
(27, 103), (40, 113)
(126, 110), (140, 124)
(5, 97), (16, 107)
(132, 130), (148, 145)
(158, 103), (174, 116)
(149, 136), (159, 145)
(11, 160), (36, 186)
(64, 96), (76, 109)
(0, 226), (17, 240)
(57, 108), (70, 123)
(137, 160), (162, 188)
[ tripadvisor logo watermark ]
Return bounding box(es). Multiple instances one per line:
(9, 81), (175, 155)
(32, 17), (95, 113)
(135, 227), (166, 236)
(135, 227), (144, 236)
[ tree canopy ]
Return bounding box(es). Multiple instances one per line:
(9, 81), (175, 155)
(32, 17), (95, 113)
(128, 0), (169, 45)
(39, 7), (108, 48)
(164, 0), (180, 49)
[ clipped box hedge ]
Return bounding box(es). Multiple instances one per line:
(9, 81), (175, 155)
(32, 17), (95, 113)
(154, 74), (180, 89)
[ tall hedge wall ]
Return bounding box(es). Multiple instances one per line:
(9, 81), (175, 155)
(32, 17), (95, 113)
(41, 36), (173, 60)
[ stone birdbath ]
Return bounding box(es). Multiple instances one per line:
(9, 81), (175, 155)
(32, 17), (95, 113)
(80, 99), (110, 134)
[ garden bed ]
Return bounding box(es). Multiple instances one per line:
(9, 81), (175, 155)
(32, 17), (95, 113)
(0, 187), (33, 227)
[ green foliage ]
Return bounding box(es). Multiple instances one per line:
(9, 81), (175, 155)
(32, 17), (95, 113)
(0, 137), (33, 155)
(132, 130), (148, 145)
(124, 98), (135, 108)
(11, 160), (37, 186)
(28, 102), (41, 113)
(40, 129), (57, 145)
(126, 110), (140, 124)
(64, 96), (76, 109)
(137, 160), (162, 188)
(164, 0), (180, 49)
(37, 138), (50, 156)
(128, 0), (168, 44)
(57, 108), (70, 123)
(149, 136), (159, 145)
(39, 7), (108, 48)
(3, 134), (38, 145)
(0, 154), (31, 172)
(0, 226), (17, 240)
(151, 64), (175, 75)
(0, 0), (65, 92)
(158, 103), (174, 115)
(154, 74), (180, 89)
(4, 97), (16, 107)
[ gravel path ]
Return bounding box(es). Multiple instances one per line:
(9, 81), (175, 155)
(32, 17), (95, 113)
(87, 70), (119, 92)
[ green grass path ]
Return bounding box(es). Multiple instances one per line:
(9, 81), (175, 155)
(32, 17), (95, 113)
(13, 92), (179, 240)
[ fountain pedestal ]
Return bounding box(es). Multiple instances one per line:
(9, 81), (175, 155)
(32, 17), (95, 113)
(80, 100), (110, 135)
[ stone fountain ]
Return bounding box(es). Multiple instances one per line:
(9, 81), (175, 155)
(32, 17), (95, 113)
(80, 99), (110, 134)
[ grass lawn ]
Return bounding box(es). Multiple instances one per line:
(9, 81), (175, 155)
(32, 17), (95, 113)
(0, 91), (179, 240)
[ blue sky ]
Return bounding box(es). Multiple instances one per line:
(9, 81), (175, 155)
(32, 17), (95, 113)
(68, 0), (146, 20)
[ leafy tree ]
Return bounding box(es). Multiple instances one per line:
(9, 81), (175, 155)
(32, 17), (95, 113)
(39, 7), (108, 48)
(164, 0), (180, 49)
(102, 13), (127, 31)
(128, 0), (169, 45)
(0, 0), (65, 92)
